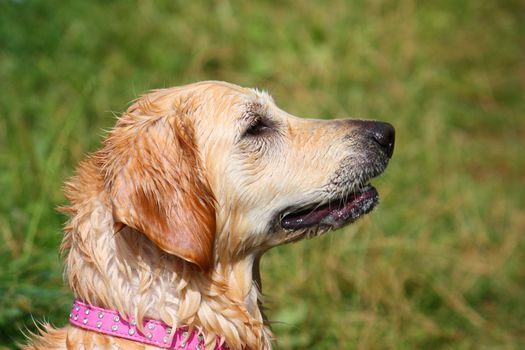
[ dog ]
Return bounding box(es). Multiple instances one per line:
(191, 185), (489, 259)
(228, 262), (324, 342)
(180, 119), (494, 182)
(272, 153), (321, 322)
(24, 81), (394, 350)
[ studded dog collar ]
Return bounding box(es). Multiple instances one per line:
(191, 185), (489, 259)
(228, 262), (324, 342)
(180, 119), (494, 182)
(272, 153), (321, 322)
(69, 300), (230, 349)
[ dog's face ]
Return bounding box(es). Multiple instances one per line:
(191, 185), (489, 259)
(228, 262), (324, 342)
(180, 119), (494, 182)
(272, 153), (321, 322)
(103, 81), (394, 270)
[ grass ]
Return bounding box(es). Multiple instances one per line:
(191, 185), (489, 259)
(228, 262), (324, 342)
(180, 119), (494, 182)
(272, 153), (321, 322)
(1, 0), (524, 348)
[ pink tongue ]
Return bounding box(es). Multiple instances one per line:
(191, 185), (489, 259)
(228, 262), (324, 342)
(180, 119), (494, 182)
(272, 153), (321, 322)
(281, 206), (334, 229)
(281, 187), (378, 230)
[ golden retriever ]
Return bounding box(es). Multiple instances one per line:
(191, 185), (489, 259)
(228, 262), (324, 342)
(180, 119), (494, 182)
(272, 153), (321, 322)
(24, 81), (394, 350)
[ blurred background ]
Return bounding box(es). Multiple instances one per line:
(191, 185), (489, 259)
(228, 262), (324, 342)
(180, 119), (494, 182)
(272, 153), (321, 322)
(1, 0), (524, 348)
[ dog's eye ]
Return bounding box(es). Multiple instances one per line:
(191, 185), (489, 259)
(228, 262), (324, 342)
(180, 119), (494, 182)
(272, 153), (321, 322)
(244, 117), (272, 137)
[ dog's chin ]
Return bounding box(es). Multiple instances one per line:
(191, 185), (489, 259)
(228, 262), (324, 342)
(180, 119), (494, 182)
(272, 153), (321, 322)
(277, 184), (379, 242)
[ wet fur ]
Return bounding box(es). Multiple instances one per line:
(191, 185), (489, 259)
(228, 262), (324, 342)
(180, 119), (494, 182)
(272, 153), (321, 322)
(23, 81), (390, 350)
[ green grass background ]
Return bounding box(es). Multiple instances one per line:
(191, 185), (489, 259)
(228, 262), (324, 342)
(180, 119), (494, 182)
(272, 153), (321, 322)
(1, 0), (524, 348)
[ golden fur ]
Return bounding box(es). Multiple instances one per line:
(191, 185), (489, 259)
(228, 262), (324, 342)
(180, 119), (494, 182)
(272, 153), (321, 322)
(23, 81), (393, 350)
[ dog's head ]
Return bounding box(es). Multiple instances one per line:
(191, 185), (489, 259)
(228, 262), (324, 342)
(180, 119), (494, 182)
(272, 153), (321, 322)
(101, 81), (394, 270)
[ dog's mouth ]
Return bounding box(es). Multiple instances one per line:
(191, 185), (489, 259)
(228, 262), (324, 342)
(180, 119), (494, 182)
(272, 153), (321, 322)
(280, 184), (379, 232)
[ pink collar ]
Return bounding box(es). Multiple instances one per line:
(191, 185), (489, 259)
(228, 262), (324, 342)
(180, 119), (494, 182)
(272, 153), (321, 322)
(69, 300), (230, 349)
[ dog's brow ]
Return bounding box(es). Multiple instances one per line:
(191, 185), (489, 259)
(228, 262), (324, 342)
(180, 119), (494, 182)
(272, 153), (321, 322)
(242, 102), (265, 120)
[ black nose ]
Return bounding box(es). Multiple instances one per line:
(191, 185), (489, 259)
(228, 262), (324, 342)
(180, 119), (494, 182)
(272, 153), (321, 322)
(357, 120), (395, 158)
(370, 121), (395, 158)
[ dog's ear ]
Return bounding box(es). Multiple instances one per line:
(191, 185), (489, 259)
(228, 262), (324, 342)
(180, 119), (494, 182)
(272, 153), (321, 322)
(102, 96), (216, 270)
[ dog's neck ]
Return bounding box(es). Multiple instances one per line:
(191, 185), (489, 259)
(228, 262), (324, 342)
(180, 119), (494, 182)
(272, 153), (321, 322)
(61, 163), (272, 349)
